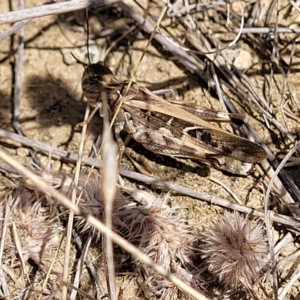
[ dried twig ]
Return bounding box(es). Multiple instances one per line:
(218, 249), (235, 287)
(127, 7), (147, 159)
(101, 91), (118, 299)
(61, 103), (90, 300)
(12, 0), (25, 135)
(0, 197), (10, 298)
(0, 0), (120, 24)
(0, 19), (30, 43)
(70, 237), (92, 300)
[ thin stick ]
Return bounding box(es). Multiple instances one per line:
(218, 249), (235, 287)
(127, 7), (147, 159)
(234, 27), (300, 34)
(265, 142), (300, 300)
(38, 228), (64, 300)
(278, 263), (300, 300)
(70, 237), (92, 300)
(61, 104), (90, 300)
(0, 19), (30, 42)
(101, 92), (118, 299)
(0, 197), (11, 298)
(209, 176), (242, 204)
(72, 231), (107, 296)
(0, 0), (120, 25)
(13, 0), (25, 135)
(12, 222), (30, 285)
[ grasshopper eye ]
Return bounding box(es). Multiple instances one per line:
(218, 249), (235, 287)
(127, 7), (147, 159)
(87, 63), (114, 77)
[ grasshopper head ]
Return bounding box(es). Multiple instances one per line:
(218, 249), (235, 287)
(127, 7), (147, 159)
(81, 62), (116, 107)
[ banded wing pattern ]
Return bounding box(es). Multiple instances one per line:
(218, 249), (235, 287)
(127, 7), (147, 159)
(82, 63), (267, 175)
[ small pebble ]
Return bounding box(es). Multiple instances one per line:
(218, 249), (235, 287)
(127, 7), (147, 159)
(281, 241), (296, 257)
(16, 147), (30, 158)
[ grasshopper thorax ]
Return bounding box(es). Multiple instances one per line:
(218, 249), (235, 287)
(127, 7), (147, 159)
(82, 62), (115, 107)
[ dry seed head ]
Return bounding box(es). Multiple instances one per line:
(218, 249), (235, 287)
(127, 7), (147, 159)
(200, 211), (269, 288)
(4, 185), (62, 270)
(6, 167), (204, 298)
(119, 190), (204, 298)
(61, 174), (128, 240)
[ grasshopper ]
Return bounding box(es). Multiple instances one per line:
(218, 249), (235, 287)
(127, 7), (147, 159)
(81, 62), (267, 175)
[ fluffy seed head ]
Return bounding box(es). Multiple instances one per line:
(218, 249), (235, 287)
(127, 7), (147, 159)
(201, 211), (269, 288)
(61, 174), (127, 240)
(119, 189), (204, 298)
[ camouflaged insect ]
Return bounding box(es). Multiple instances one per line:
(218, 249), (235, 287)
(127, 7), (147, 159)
(81, 62), (267, 175)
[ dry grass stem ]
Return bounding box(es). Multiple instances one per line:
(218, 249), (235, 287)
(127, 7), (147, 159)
(61, 102), (89, 299)
(0, 0), (120, 24)
(101, 91), (118, 299)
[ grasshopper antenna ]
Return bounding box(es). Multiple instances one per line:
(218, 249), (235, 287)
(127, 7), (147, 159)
(70, 9), (91, 67)
(70, 52), (86, 66)
(85, 8), (91, 66)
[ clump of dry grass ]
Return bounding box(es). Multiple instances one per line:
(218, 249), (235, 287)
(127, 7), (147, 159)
(116, 189), (204, 299)
(60, 173), (129, 241)
(61, 178), (205, 298)
(0, 182), (63, 299)
(7, 188), (60, 265)
(201, 211), (269, 289)
(1, 169), (206, 299)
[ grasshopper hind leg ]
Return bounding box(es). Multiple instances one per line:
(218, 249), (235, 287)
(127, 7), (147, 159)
(208, 155), (254, 175)
(113, 123), (126, 168)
